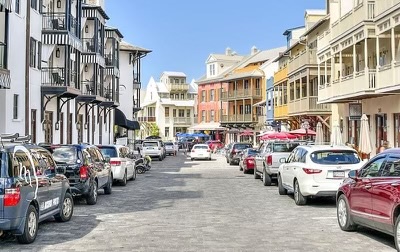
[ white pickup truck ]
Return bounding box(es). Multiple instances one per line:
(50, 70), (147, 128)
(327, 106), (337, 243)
(254, 141), (300, 186)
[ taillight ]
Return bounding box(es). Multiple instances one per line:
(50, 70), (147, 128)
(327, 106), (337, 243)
(191, 149), (195, 152)
(246, 158), (254, 165)
(207, 149), (211, 152)
(80, 165), (89, 180)
(302, 168), (322, 174)
(232, 149), (237, 154)
(158, 147), (161, 150)
(266, 155), (272, 166)
(4, 187), (21, 207)
(110, 160), (121, 166)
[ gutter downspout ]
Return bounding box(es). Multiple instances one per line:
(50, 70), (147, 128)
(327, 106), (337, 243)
(25, 0), (31, 135)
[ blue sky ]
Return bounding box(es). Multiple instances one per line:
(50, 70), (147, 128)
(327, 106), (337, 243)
(106, 0), (326, 86)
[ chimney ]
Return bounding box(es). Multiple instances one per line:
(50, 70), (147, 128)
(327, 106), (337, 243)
(251, 46), (259, 55)
(225, 47), (232, 56)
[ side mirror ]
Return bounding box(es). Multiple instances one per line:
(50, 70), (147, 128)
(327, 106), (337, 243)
(279, 157), (287, 163)
(104, 156), (111, 163)
(348, 170), (358, 179)
(266, 148), (271, 153)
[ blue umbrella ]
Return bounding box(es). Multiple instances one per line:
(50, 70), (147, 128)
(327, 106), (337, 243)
(192, 133), (209, 138)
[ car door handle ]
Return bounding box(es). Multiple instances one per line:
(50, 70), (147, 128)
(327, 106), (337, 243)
(391, 183), (400, 187)
(364, 184), (372, 189)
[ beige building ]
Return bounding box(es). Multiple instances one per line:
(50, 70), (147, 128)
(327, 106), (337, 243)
(317, 0), (400, 155)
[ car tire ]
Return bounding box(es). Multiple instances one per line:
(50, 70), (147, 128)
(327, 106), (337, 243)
(226, 158), (229, 164)
(208, 157), (211, 161)
(130, 168), (136, 181)
(293, 179), (307, 205)
(104, 175), (113, 195)
(159, 155), (162, 161)
(337, 194), (357, 231)
(17, 205), (38, 244)
(229, 159), (234, 165)
(121, 171), (127, 186)
(239, 164), (243, 171)
(254, 168), (261, 179)
(191, 158), (194, 161)
(262, 168), (272, 186)
(86, 180), (98, 205)
(55, 192), (74, 222)
(277, 174), (287, 195)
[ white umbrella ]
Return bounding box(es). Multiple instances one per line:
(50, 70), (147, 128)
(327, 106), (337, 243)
(358, 114), (373, 155)
(330, 122), (343, 146)
(315, 122), (324, 145)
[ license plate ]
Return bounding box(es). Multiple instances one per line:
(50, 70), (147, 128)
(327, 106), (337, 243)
(199, 154), (203, 156)
(333, 171), (345, 178)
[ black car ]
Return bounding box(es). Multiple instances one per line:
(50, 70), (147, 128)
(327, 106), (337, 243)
(0, 134), (73, 244)
(226, 142), (253, 165)
(49, 144), (112, 205)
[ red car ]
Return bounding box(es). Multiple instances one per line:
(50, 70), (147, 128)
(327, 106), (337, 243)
(206, 140), (224, 152)
(336, 148), (400, 250)
(239, 148), (259, 174)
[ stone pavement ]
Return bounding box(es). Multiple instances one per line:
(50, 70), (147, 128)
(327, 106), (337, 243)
(0, 151), (396, 251)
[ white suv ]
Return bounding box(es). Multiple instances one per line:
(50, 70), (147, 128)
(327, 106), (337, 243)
(142, 140), (164, 160)
(277, 145), (363, 205)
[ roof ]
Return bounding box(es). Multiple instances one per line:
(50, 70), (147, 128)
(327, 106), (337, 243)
(208, 54), (244, 62)
(105, 26), (124, 38)
(120, 40), (152, 53)
(82, 3), (109, 20)
(161, 71), (186, 77)
(273, 40), (302, 62)
(160, 99), (195, 107)
(283, 26), (305, 36)
(305, 9), (327, 16)
(302, 15), (330, 37)
(236, 46), (286, 68)
(221, 69), (264, 81)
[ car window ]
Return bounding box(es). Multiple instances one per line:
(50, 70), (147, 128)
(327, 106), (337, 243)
(165, 142), (173, 146)
(143, 142), (158, 147)
(119, 147), (128, 158)
(52, 146), (77, 164)
(248, 149), (259, 155)
(379, 156), (400, 177)
(297, 148), (307, 163)
(82, 150), (92, 165)
(194, 145), (208, 149)
(359, 157), (386, 178)
(99, 147), (118, 158)
(273, 143), (299, 152)
(95, 149), (104, 162)
(235, 144), (252, 150)
(286, 149), (297, 163)
(36, 150), (56, 176)
(87, 148), (100, 162)
(310, 150), (360, 165)
(10, 150), (34, 178)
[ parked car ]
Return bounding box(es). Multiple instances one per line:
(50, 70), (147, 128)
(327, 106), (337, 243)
(226, 143), (253, 165)
(97, 145), (136, 186)
(206, 140), (224, 152)
(164, 142), (177, 156)
(239, 148), (259, 174)
(190, 144), (212, 160)
(142, 140), (164, 160)
(254, 141), (300, 186)
(278, 145), (362, 205)
(50, 144), (112, 205)
(336, 148), (400, 250)
(224, 143), (234, 161)
(0, 134), (73, 244)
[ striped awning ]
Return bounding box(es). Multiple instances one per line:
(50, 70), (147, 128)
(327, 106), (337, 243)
(0, 0), (12, 12)
(82, 7), (108, 23)
(105, 67), (120, 77)
(81, 54), (105, 68)
(42, 33), (82, 51)
(0, 69), (11, 89)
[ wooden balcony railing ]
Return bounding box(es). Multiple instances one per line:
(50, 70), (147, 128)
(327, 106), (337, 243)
(288, 96), (331, 115)
(138, 116), (156, 122)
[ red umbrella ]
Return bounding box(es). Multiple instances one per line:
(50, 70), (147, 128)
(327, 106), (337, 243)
(289, 128), (317, 136)
(239, 130), (254, 137)
(260, 132), (297, 140)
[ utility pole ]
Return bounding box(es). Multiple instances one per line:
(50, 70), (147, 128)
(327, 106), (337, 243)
(24, 0), (31, 136)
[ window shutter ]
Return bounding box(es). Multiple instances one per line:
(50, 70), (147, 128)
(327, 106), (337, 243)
(38, 42), (42, 69)
(39, 0), (43, 13)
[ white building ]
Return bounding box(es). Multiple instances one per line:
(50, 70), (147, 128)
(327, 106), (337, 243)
(138, 72), (198, 140)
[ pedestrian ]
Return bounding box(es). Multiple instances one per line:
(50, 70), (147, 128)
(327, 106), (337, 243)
(378, 141), (389, 153)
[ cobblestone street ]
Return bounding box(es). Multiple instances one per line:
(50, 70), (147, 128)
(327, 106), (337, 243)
(0, 152), (397, 252)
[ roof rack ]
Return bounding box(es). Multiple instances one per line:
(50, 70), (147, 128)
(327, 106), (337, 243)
(0, 133), (32, 148)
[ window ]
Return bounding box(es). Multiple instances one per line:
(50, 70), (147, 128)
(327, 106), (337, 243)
(15, 0), (20, 14)
(359, 157), (386, 178)
(202, 90), (206, 102)
(181, 93), (184, 100)
(380, 157), (400, 177)
(201, 111), (205, 122)
(173, 109), (176, 117)
(210, 110), (215, 122)
(31, 0), (37, 10)
(175, 94), (179, 99)
(245, 104), (251, 114)
(165, 127), (169, 138)
(186, 109), (190, 118)
(310, 150), (360, 165)
(165, 107), (169, 117)
(30, 38), (36, 67)
(239, 105), (243, 114)
(244, 80), (249, 89)
(13, 94), (18, 119)
(210, 89), (215, 101)
(178, 109), (184, 117)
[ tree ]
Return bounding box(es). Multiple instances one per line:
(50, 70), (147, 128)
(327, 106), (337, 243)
(149, 123), (160, 137)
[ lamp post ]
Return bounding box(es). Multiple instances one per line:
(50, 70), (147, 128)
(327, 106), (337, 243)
(302, 120), (310, 140)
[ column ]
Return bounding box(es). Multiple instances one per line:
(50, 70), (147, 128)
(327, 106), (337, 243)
(317, 62), (321, 87)
(242, 99), (245, 122)
(376, 35), (380, 68)
(324, 60), (327, 87)
(299, 77), (303, 99)
(339, 50), (342, 80)
(330, 55), (335, 81)
(364, 38), (368, 70)
(391, 27), (396, 64)
(353, 43), (357, 76)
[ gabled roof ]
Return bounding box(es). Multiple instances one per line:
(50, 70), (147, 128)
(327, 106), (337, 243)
(105, 26), (124, 38)
(206, 54), (244, 63)
(238, 46), (286, 68)
(302, 15), (330, 37)
(305, 9), (327, 16)
(221, 69), (264, 82)
(161, 71), (186, 78)
(283, 26), (305, 36)
(120, 41), (152, 53)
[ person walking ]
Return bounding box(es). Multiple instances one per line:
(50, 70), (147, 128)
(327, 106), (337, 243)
(378, 141), (389, 153)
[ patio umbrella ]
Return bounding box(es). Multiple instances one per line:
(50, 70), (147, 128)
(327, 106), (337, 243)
(330, 122), (343, 145)
(239, 130), (254, 137)
(358, 114), (373, 155)
(289, 128), (317, 136)
(260, 132), (297, 140)
(315, 122), (324, 145)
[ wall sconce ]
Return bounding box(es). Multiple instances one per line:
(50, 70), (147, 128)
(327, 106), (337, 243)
(57, 0), (61, 8)
(84, 64), (88, 72)
(84, 123), (88, 129)
(55, 121), (60, 131)
(85, 25), (89, 33)
(340, 117), (344, 133)
(76, 122), (81, 130)
(56, 48), (60, 58)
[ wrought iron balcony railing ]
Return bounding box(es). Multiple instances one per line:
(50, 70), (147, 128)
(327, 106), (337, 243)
(42, 67), (78, 89)
(42, 13), (79, 37)
(0, 42), (6, 69)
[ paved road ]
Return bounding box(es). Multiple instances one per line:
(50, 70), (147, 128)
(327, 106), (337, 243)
(0, 152), (396, 251)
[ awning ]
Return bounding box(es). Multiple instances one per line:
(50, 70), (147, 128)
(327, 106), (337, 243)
(0, 0), (12, 12)
(253, 99), (266, 107)
(114, 108), (140, 130)
(189, 123), (226, 131)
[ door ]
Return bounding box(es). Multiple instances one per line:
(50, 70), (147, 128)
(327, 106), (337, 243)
(40, 150), (63, 212)
(371, 156), (400, 233)
(349, 156), (385, 225)
(44, 111), (53, 144)
(94, 147), (109, 187)
(286, 148), (302, 189)
(281, 150), (296, 188)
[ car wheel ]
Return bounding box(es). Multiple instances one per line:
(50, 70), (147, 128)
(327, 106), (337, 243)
(104, 175), (113, 195)
(239, 164), (243, 171)
(254, 167), (261, 179)
(17, 205), (38, 244)
(229, 159), (234, 165)
(130, 168), (136, 181)
(121, 171), (127, 186)
(262, 168), (272, 186)
(86, 180), (98, 205)
(159, 155), (162, 161)
(277, 174), (287, 195)
(55, 192), (74, 222)
(208, 157), (211, 161)
(191, 158), (194, 161)
(136, 165), (145, 174)
(226, 158), (229, 164)
(337, 194), (356, 231)
(293, 179), (307, 205)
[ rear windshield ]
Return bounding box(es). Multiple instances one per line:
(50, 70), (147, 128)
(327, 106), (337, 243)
(164, 142), (173, 146)
(143, 142), (159, 147)
(273, 143), (299, 152)
(194, 145), (208, 149)
(52, 146), (77, 164)
(234, 144), (252, 150)
(98, 147), (118, 158)
(248, 149), (259, 155)
(310, 150), (360, 164)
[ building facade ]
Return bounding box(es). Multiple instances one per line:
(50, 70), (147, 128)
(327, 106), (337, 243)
(138, 72), (198, 141)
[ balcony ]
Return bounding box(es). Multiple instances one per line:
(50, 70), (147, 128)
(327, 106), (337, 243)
(331, 1), (375, 41)
(0, 42), (10, 89)
(274, 105), (288, 119)
(42, 67), (78, 89)
(0, 42), (6, 69)
(138, 116), (156, 122)
(42, 13), (79, 37)
(167, 83), (189, 92)
(274, 66), (288, 84)
(317, 30), (331, 54)
(221, 114), (255, 123)
(374, 0), (400, 18)
(288, 50), (317, 75)
(82, 80), (96, 95)
(288, 96), (331, 115)
(82, 38), (103, 55)
(173, 117), (192, 125)
(222, 89), (263, 100)
(105, 54), (119, 68)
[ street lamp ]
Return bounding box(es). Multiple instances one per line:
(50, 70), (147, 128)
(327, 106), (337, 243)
(302, 120), (310, 140)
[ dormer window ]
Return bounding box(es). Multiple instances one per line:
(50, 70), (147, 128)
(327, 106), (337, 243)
(209, 64), (216, 76)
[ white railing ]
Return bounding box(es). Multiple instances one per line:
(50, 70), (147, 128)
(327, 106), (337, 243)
(317, 30), (331, 53)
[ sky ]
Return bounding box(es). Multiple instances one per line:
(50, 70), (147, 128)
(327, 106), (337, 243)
(106, 0), (326, 86)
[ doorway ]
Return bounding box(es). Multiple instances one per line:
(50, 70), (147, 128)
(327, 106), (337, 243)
(376, 114), (387, 148)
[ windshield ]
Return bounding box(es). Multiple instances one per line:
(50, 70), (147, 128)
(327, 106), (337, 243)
(52, 147), (78, 164)
(310, 150), (360, 165)
(235, 144), (252, 150)
(194, 145), (208, 149)
(273, 143), (299, 152)
(164, 142), (173, 146)
(143, 142), (159, 147)
(98, 147), (118, 158)
(248, 149), (259, 155)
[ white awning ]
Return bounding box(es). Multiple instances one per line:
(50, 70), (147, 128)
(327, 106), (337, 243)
(189, 123), (226, 131)
(253, 99), (266, 107)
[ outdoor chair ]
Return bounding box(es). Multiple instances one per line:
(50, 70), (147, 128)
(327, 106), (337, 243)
(52, 72), (64, 85)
